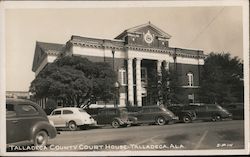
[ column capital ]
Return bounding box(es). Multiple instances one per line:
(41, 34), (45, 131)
(135, 58), (142, 61)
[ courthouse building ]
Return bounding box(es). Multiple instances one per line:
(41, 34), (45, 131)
(32, 22), (206, 108)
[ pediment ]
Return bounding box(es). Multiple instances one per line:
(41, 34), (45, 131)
(115, 22), (171, 40)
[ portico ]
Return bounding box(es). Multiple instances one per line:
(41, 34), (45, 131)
(126, 57), (169, 106)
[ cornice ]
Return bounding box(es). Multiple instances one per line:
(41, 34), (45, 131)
(71, 40), (124, 50)
(71, 40), (206, 59)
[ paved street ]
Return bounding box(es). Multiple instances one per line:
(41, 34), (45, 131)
(47, 120), (244, 151)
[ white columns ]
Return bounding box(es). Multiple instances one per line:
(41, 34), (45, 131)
(157, 60), (163, 75)
(136, 58), (142, 106)
(127, 58), (134, 105)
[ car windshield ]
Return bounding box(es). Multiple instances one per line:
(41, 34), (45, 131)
(216, 105), (224, 110)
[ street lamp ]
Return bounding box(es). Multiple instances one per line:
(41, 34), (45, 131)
(114, 81), (120, 108)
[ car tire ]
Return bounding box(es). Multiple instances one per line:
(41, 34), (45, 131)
(33, 130), (48, 147)
(68, 121), (78, 131)
(111, 120), (120, 128)
(182, 115), (192, 123)
(156, 117), (166, 125)
(212, 115), (222, 122)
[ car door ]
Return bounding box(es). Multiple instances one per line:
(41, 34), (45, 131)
(206, 105), (218, 117)
(50, 110), (62, 127)
(6, 103), (22, 143)
(196, 106), (209, 119)
(107, 109), (116, 123)
(62, 109), (74, 126)
(138, 108), (151, 123)
(96, 110), (106, 124)
(12, 103), (42, 142)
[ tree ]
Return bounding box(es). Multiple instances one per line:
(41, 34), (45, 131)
(30, 56), (116, 107)
(160, 65), (180, 106)
(146, 62), (179, 106)
(199, 52), (243, 104)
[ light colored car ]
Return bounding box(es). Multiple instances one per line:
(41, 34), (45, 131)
(48, 107), (96, 131)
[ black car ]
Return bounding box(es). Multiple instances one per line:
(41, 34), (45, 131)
(128, 106), (179, 125)
(167, 105), (196, 123)
(183, 104), (232, 121)
(94, 108), (134, 128)
(6, 98), (57, 147)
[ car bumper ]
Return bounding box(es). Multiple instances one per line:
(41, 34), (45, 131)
(169, 116), (179, 123)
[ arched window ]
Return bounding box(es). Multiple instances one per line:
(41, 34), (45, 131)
(187, 72), (194, 86)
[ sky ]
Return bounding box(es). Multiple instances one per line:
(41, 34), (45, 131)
(5, 6), (243, 91)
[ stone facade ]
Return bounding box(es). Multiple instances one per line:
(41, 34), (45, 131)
(32, 22), (206, 108)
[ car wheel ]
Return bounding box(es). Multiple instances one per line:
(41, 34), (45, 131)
(182, 115), (192, 123)
(68, 121), (78, 131)
(33, 130), (48, 147)
(212, 115), (222, 122)
(111, 120), (120, 128)
(156, 117), (166, 125)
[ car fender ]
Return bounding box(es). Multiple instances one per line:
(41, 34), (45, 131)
(30, 121), (57, 140)
(66, 119), (83, 126)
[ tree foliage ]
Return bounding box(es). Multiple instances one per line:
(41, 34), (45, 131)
(146, 62), (179, 106)
(160, 66), (180, 105)
(30, 56), (116, 107)
(199, 52), (243, 104)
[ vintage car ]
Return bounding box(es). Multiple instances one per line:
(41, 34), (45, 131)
(93, 108), (134, 128)
(167, 105), (197, 123)
(183, 104), (232, 121)
(6, 98), (57, 147)
(128, 106), (179, 125)
(48, 107), (97, 131)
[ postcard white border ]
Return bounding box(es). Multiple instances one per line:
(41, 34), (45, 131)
(0, 0), (249, 156)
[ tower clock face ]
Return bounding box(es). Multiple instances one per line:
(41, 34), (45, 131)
(144, 30), (154, 44)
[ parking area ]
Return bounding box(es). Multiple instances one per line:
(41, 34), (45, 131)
(46, 120), (244, 151)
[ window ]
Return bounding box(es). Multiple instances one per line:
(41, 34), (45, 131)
(119, 68), (127, 85)
(52, 110), (61, 115)
(141, 67), (147, 83)
(63, 110), (73, 114)
(15, 104), (39, 115)
(187, 72), (194, 86)
(6, 104), (16, 117)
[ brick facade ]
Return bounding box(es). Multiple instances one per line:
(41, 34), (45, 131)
(32, 22), (206, 108)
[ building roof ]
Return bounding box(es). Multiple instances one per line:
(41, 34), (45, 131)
(37, 41), (65, 54)
(32, 41), (65, 72)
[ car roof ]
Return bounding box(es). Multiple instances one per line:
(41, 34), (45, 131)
(99, 107), (127, 110)
(142, 106), (163, 108)
(53, 107), (81, 111)
(6, 98), (35, 104)
(6, 98), (41, 108)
